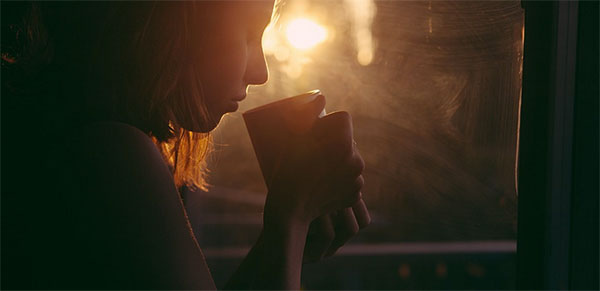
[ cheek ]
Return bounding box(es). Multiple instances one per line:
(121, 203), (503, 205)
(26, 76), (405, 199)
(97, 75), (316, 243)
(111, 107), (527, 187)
(199, 41), (248, 97)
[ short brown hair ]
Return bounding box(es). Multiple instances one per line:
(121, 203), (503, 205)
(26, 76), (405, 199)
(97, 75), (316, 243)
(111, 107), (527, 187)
(2, 1), (214, 190)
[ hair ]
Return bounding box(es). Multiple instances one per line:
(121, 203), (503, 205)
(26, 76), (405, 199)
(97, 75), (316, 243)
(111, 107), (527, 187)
(2, 1), (217, 190)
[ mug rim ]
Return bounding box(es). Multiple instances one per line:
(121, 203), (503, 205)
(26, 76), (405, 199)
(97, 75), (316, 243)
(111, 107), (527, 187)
(242, 89), (321, 116)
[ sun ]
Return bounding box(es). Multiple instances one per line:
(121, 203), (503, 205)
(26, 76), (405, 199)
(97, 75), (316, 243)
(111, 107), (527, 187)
(285, 18), (328, 50)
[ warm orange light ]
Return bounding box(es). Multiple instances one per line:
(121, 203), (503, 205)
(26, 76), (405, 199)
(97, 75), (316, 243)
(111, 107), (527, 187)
(285, 18), (328, 50)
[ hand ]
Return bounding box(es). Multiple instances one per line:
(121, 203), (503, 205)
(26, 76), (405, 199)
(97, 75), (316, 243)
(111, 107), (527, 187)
(263, 95), (365, 228)
(303, 199), (371, 263)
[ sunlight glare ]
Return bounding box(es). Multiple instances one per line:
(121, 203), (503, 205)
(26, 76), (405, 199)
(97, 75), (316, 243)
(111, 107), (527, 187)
(285, 18), (328, 50)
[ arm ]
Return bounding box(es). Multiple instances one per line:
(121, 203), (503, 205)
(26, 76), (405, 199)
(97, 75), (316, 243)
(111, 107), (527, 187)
(254, 215), (309, 289)
(225, 224), (306, 290)
(225, 199), (371, 289)
(224, 204), (309, 290)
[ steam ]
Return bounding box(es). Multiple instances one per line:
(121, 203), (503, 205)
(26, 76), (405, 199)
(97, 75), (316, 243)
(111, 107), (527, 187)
(344, 0), (377, 66)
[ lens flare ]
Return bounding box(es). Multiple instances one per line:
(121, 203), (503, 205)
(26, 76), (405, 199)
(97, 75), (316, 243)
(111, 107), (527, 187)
(285, 18), (328, 50)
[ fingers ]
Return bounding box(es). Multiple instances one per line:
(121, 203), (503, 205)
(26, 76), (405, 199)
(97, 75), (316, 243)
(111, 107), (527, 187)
(352, 198), (371, 229)
(318, 178), (363, 215)
(345, 150), (366, 184)
(274, 109), (365, 225)
(342, 176), (364, 208)
(303, 214), (335, 263)
(327, 163), (365, 209)
(303, 197), (370, 263)
(324, 207), (359, 258)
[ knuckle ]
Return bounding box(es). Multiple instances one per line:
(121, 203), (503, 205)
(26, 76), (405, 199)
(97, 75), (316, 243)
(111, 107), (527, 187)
(352, 155), (365, 176)
(352, 176), (365, 193)
(340, 139), (354, 158)
(346, 190), (362, 206)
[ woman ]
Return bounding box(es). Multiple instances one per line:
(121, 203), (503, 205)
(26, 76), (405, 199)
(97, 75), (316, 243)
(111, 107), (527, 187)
(2, 1), (368, 289)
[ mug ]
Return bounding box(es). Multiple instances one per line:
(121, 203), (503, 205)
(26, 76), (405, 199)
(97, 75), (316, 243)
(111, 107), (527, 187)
(243, 90), (325, 186)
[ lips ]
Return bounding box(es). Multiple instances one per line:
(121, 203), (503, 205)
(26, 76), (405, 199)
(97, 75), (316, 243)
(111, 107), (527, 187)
(223, 93), (246, 113)
(226, 100), (239, 112)
(232, 94), (247, 102)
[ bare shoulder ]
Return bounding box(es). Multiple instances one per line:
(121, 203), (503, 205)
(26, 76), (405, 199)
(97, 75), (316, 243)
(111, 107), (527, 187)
(74, 120), (177, 215)
(71, 122), (215, 288)
(76, 121), (170, 187)
(79, 121), (162, 160)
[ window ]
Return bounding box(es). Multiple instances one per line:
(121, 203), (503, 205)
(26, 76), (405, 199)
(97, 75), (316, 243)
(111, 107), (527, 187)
(185, 1), (523, 288)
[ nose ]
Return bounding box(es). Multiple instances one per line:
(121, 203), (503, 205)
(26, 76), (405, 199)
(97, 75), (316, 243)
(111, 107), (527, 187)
(244, 44), (269, 85)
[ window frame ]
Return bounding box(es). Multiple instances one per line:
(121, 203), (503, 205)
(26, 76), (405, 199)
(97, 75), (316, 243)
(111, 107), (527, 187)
(516, 1), (598, 289)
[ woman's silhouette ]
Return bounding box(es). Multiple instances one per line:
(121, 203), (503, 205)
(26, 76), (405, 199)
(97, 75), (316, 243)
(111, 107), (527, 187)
(2, 1), (369, 289)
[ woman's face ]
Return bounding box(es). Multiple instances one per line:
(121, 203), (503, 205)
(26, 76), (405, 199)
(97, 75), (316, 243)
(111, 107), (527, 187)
(192, 1), (274, 131)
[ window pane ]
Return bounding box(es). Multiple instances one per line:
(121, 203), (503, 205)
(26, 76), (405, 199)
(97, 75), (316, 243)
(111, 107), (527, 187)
(185, 0), (523, 289)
